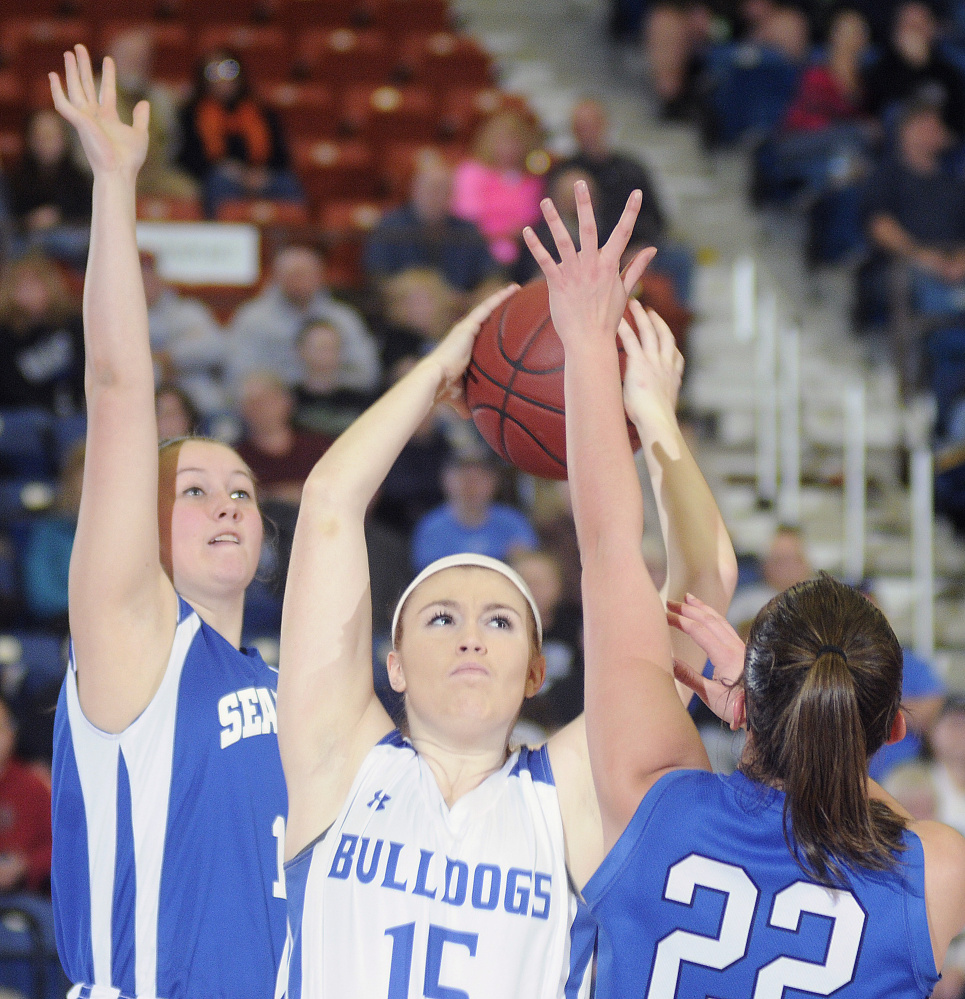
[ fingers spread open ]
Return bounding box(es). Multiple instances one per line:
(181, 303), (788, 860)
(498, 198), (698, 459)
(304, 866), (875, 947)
(75, 45), (98, 105)
(63, 49), (85, 107)
(522, 225), (557, 275)
(604, 188), (643, 264)
(98, 54), (117, 109)
(574, 179), (599, 256)
(621, 244), (656, 296)
(538, 196), (577, 263)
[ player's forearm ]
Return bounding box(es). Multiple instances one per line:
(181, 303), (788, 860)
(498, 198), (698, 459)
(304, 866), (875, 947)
(639, 415), (737, 611)
(83, 174), (153, 394)
(302, 353), (443, 517)
(564, 338), (644, 563)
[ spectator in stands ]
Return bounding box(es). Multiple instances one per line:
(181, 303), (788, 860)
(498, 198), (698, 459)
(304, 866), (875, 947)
(155, 383), (201, 441)
(0, 694), (52, 895)
(513, 166), (600, 284)
(109, 28), (199, 203)
(739, 0), (811, 62)
(451, 109), (546, 267)
(140, 251), (229, 416)
(929, 693), (965, 834)
(376, 266), (464, 372)
(292, 320), (375, 438)
(863, 96), (965, 431)
(21, 441), (84, 633)
(0, 253), (84, 415)
(529, 477), (582, 606)
(863, 0), (965, 137)
(363, 152), (504, 295)
(411, 449), (538, 570)
(643, 1), (724, 121)
(555, 97), (666, 247)
(754, 6), (877, 206)
(235, 371), (333, 577)
(5, 110), (91, 267)
(727, 523), (814, 630)
(178, 48), (304, 218)
(235, 371), (333, 507)
(510, 548), (585, 735)
(227, 244), (380, 393)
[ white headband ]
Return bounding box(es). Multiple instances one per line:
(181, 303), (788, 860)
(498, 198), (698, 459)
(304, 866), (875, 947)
(391, 553), (543, 649)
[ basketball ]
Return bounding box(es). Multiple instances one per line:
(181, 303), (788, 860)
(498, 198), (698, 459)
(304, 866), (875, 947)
(465, 278), (642, 479)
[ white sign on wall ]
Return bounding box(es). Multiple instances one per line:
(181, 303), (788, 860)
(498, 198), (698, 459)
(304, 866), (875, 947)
(136, 222), (261, 286)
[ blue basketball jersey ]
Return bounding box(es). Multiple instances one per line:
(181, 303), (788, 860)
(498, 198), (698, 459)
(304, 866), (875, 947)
(277, 731), (594, 999)
(52, 597), (288, 999)
(583, 769), (939, 999)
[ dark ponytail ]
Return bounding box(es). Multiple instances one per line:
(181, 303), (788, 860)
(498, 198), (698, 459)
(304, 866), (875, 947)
(742, 574), (906, 885)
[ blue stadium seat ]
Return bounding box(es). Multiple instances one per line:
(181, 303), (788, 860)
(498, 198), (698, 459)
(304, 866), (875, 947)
(0, 410), (55, 482)
(0, 896), (69, 999)
(702, 43), (802, 148)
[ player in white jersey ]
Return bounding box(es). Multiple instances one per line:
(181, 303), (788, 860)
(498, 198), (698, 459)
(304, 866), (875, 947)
(48, 48), (287, 998)
(274, 187), (737, 997)
(525, 179), (965, 997)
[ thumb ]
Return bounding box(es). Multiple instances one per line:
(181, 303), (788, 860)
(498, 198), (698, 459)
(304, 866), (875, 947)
(132, 99), (151, 132)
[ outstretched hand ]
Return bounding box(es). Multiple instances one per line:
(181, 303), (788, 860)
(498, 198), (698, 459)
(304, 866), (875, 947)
(49, 45), (149, 177)
(668, 593), (747, 730)
(522, 182), (655, 350)
(429, 282), (519, 417)
(619, 299), (684, 433)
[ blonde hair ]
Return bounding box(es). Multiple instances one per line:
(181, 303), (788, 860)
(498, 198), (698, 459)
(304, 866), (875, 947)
(470, 109), (542, 169)
(381, 267), (463, 341)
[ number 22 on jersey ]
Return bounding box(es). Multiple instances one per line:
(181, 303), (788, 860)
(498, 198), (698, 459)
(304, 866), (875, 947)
(647, 854), (866, 999)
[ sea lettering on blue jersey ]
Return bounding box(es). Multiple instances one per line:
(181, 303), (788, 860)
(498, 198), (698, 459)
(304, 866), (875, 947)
(219, 685), (278, 748)
(328, 833), (552, 919)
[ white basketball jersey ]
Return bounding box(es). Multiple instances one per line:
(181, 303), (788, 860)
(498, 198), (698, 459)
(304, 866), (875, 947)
(278, 730), (594, 999)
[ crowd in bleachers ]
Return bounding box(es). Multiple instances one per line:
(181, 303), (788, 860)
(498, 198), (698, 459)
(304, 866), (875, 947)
(611, 0), (965, 553)
(12, 0), (965, 990)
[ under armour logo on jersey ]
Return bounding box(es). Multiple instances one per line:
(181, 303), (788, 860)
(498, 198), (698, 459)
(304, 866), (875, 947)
(367, 790), (391, 810)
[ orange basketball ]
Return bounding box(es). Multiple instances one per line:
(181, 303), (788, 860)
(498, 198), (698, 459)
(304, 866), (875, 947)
(465, 278), (642, 479)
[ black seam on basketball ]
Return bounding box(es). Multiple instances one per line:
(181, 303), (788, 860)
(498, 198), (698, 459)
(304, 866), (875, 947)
(497, 308), (561, 457)
(467, 362), (565, 415)
(469, 404), (566, 468)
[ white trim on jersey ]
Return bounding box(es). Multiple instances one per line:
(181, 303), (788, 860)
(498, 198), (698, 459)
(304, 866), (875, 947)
(65, 612), (200, 997)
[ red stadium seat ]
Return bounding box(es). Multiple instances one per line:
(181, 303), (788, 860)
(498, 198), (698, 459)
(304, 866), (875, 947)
(0, 132), (23, 170)
(291, 137), (378, 211)
(258, 81), (339, 140)
(294, 27), (394, 86)
(339, 83), (438, 145)
(183, 0), (278, 26)
(279, 0), (381, 32)
(136, 194), (205, 221)
(215, 198), (310, 224)
(396, 31), (493, 92)
(318, 196), (386, 288)
(0, 73), (27, 136)
(369, 0), (450, 32)
(437, 86), (534, 142)
(1, 19), (92, 81)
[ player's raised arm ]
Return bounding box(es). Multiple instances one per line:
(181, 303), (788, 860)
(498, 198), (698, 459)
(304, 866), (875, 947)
(52, 46), (178, 732)
(619, 302), (738, 700)
(524, 183), (708, 851)
(278, 283), (517, 857)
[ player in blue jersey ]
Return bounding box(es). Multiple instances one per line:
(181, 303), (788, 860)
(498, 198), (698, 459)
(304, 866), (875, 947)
(524, 179), (965, 997)
(274, 189), (736, 996)
(47, 47), (287, 999)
